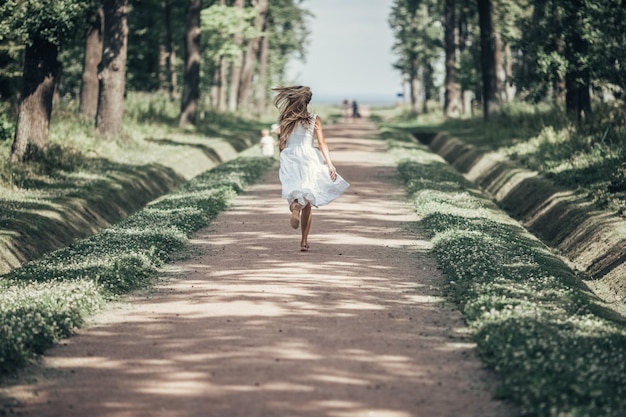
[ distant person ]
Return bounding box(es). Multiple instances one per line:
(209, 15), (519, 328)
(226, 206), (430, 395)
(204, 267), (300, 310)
(259, 128), (276, 157)
(272, 85), (349, 252)
(342, 99), (351, 120)
(352, 100), (361, 119)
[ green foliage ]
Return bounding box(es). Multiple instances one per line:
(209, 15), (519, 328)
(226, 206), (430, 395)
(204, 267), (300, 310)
(201, 4), (260, 62)
(433, 101), (626, 215)
(585, 0), (626, 92)
(0, 155), (273, 375)
(391, 135), (626, 416)
(126, 0), (186, 92)
(266, 0), (311, 84)
(0, 0), (96, 46)
(389, 0), (442, 98)
(199, 3), (261, 95)
(0, 111), (14, 143)
(124, 92), (180, 124)
(0, 142), (87, 188)
(0, 280), (102, 373)
(0, 41), (23, 102)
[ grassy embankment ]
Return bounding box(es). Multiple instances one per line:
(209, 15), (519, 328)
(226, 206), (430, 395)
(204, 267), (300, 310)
(379, 103), (626, 417)
(0, 94), (278, 375)
(396, 102), (626, 215)
(0, 94), (273, 273)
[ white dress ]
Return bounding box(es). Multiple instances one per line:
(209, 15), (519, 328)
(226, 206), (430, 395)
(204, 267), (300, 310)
(279, 114), (349, 207)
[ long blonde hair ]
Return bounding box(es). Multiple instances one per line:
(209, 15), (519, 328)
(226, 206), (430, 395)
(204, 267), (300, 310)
(272, 86), (313, 141)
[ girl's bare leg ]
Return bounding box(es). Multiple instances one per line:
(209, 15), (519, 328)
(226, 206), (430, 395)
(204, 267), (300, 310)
(300, 203), (312, 250)
(289, 201), (302, 229)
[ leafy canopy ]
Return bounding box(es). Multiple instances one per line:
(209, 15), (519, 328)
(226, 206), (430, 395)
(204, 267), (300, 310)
(0, 0), (96, 46)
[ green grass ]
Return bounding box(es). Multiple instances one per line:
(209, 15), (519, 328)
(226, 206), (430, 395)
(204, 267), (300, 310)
(0, 92), (270, 186)
(0, 92), (278, 375)
(386, 129), (626, 417)
(399, 101), (626, 216)
(0, 155), (273, 375)
(0, 93), (273, 274)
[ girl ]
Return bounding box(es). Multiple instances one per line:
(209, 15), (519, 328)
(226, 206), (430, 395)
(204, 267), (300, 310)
(273, 85), (349, 252)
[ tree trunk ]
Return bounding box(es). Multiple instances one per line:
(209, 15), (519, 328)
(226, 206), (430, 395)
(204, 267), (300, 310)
(255, 18), (270, 112)
(210, 57), (221, 110)
(228, 0), (245, 112)
(410, 73), (420, 115)
(162, 0), (177, 100)
(477, 0), (498, 120)
(211, 0), (226, 110)
(443, 0), (461, 118)
(96, 0), (129, 136)
(179, 0), (202, 126)
(210, 0), (227, 111)
(211, 56), (228, 112)
(218, 57), (228, 112)
(80, 7), (104, 118)
(494, 32), (504, 100)
(422, 64), (434, 113)
(564, 1), (591, 120)
(503, 42), (515, 101)
(238, 0), (268, 112)
(227, 58), (243, 111)
(10, 38), (60, 162)
(565, 71), (591, 121)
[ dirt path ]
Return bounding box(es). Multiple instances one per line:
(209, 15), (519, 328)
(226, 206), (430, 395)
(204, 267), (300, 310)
(3, 121), (514, 417)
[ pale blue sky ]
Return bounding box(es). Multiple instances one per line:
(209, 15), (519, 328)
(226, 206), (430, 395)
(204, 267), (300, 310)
(285, 0), (402, 102)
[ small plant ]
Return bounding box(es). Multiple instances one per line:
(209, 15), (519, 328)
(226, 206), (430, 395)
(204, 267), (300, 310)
(432, 101), (626, 214)
(388, 132), (626, 417)
(0, 156), (273, 375)
(0, 112), (14, 142)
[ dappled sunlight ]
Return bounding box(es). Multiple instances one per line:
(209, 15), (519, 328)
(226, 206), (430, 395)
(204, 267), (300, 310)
(5, 122), (510, 417)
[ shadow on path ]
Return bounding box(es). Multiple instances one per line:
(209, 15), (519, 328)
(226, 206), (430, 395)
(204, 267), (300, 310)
(2, 121), (514, 417)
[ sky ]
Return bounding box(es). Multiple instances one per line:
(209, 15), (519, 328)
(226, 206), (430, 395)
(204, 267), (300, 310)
(285, 0), (402, 104)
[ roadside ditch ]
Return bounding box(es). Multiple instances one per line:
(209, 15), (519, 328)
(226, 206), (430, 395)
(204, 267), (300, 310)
(0, 135), (254, 275)
(414, 131), (626, 310)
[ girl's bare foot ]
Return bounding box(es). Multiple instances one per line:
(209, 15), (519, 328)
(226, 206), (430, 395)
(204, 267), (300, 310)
(289, 202), (302, 229)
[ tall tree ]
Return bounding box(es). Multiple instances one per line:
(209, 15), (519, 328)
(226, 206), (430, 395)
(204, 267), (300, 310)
(455, 1), (480, 115)
(237, 0), (268, 112)
(10, 37), (59, 162)
(563, 0), (591, 119)
(0, 0), (94, 162)
(389, 0), (421, 114)
(79, 7), (104, 118)
(96, 0), (129, 136)
(587, 0), (626, 114)
(443, 0), (461, 117)
(389, 0), (441, 115)
(477, 0), (498, 120)
(179, 0), (202, 126)
(202, 1), (278, 112)
(265, 0), (311, 94)
(254, 0), (312, 108)
(161, 0), (178, 99)
(491, 0), (526, 102)
(254, 15), (270, 111)
(203, 1), (231, 112)
(228, 0), (245, 112)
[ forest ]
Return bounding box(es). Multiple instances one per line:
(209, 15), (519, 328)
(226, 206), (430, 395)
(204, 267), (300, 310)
(1, 2), (626, 416)
(0, 0), (309, 163)
(389, 0), (626, 217)
(389, 0), (625, 120)
(1, 0), (625, 162)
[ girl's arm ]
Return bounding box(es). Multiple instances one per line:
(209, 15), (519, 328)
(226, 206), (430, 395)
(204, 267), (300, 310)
(313, 116), (337, 181)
